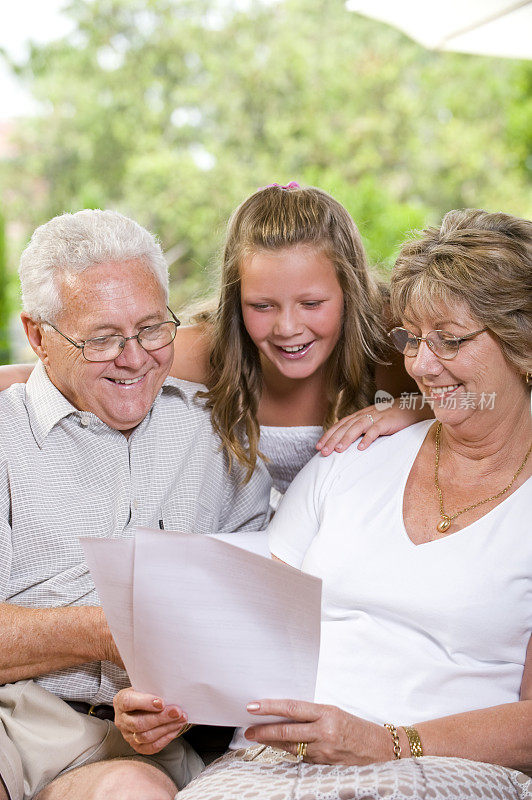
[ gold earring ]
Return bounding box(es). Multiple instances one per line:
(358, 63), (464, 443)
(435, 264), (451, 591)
(526, 372), (532, 385)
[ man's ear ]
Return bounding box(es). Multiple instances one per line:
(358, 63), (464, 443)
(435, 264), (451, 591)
(21, 313), (51, 366)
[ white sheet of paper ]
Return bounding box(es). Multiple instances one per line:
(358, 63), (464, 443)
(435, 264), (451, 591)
(81, 529), (321, 727)
(132, 529), (321, 726)
(80, 537), (136, 672)
(208, 530), (271, 558)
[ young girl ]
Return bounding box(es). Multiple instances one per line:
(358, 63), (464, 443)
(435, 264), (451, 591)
(0, 184), (426, 490)
(163, 183), (424, 489)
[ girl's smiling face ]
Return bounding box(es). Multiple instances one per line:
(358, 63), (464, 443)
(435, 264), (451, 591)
(240, 244), (344, 381)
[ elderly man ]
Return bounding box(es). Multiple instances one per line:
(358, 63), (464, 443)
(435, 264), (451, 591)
(0, 210), (270, 800)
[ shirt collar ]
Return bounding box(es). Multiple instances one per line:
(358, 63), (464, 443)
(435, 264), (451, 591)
(25, 364), (190, 447)
(26, 362), (81, 447)
(160, 375), (198, 408)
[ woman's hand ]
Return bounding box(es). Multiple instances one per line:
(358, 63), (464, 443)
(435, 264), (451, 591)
(316, 398), (431, 455)
(245, 699), (389, 765)
(113, 687), (189, 755)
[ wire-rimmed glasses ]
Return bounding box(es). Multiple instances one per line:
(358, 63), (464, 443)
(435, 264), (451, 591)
(388, 326), (487, 360)
(44, 308), (180, 362)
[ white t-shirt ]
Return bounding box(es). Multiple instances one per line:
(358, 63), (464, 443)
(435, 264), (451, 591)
(268, 420), (532, 726)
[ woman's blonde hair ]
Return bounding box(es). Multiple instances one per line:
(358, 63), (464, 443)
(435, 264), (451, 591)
(198, 184), (387, 479)
(391, 208), (532, 378)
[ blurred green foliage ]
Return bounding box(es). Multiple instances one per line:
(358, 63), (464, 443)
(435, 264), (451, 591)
(0, 211), (10, 363)
(0, 0), (530, 330)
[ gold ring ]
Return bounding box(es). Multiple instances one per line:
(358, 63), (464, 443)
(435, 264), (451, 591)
(133, 732), (141, 744)
(296, 741), (308, 759)
(175, 722), (194, 739)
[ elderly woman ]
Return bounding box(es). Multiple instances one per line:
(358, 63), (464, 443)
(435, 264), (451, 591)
(115, 209), (531, 800)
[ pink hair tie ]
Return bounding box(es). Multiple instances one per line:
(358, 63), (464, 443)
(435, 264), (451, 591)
(261, 181), (300, 190)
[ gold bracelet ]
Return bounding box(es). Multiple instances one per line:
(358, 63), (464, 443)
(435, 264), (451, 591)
(383, 723), (401, 759)
(402, 725), (423, 758)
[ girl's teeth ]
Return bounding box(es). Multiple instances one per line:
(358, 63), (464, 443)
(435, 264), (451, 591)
(282, 344), (306, 353)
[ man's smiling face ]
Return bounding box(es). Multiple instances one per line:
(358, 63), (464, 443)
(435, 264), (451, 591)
(40, 260), (173, 436)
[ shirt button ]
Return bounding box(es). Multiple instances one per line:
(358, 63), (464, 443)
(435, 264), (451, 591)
(79, 414), (90, 427)
(133, 500), (139, 510)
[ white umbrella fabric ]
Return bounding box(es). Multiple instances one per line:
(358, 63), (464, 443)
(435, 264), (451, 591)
(345, 0), (532, 60)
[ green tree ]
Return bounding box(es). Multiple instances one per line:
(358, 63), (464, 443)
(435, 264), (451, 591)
(0, 0), (530, 308)
(0, 210), (11, 364)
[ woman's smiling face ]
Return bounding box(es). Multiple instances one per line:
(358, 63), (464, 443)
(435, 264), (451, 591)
(240, 244), (344, 382)
(402, 301), (524, 431)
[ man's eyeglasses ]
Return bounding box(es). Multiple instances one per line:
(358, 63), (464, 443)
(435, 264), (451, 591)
(45, 308), (180, 362)
(388, 326), (487, 360)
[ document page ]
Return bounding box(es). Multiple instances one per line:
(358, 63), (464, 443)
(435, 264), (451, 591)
(81, 537), (136, 672)
(82, 529), (321, 726)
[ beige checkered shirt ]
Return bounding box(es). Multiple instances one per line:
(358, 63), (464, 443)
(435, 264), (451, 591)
(0, 363), (271, 703)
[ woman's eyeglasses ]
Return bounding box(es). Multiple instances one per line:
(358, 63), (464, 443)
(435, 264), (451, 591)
(388, 327), (487, 360)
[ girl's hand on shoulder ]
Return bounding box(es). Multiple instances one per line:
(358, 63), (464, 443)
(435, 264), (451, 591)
(316, 397), (432, 455)
(245, 698), (386, 765)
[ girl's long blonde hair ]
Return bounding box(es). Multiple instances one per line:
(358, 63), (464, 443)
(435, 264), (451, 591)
(198, 184), (388, 480)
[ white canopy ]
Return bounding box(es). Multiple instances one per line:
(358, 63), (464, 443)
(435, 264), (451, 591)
(345, 0), (532, 60)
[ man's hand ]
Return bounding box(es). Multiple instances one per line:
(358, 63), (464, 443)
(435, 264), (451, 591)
(113, 687), (190, 755)
(95, 609), (125, 669)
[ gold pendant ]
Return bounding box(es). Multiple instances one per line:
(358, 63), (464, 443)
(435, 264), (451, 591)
(436, 515), (451, 534)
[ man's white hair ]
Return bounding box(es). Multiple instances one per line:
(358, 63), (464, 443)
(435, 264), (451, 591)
(19, 209), (169, 322)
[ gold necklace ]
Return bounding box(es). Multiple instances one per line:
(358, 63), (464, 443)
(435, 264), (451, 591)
(434, 422), (532, 535)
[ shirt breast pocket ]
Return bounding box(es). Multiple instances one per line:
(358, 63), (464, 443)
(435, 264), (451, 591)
(160, 495), (218, 536)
